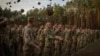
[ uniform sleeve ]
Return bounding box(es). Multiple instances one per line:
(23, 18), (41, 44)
(44, 30), (55, 39)
(24, 28), (35, 46)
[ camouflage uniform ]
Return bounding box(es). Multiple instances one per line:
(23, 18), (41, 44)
(78, 31), (83, 49)
(94, 30), (99, 41)
(83, 30), (89, 47)
(42, 28), (55, 56)
(76, 29), (82, 51)
(62, 29), (72, 56)
(33, 27), (38, 40)
(9, 27), (18, 56)
(81, 30), (87, 48)
(86, 29), (91, 45)
(54, 29), (64, 56)
(38, 29), (45, 56)
(37, 27), (44, 42)
(71, 29), (78, 53)
(89, 30), (94, 43)
(23, 26), (35, 56)
(17, 27), (23, 56)
(98, 30), (100, 39)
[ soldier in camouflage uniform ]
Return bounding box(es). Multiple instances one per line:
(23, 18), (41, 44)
(17, 25), (23, 56)
(37, 25), (45, 56)
(94, 30), (99, 41)
(33, 27), (38, 40)
(53, 24), (64, 56)
(83, 29), (89, 47)
(81, 29), (87, 48)
(23, 17), (40, 56)
(0, 17), (11, 56)
(86, 29), (91, 45)
(53, 23), (58, 31)
(42, 22), (63, 56)
(62, 25), (72, 56)
(9, 24), (18, 56)
(97, 30), (100, 39)
(70, 26), (78, 53)
(76, 28), (82, 51)
(37, 25), (44, 42)
(78, 28), (86, 49)
(89, 30), (94, 43)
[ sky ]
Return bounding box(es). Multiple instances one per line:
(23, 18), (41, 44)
(0, 0), (70, 14)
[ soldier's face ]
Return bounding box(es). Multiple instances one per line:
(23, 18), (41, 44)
(46, 22), (51, 28)
(48, 23), (51, 28)
(58, 24), (62, 29)
(14, 24), (18, 28)
(19, 25), (23, 29)
(40, 25), (44, 28)
(53, 24), (57, 28)
(30, 21), (34, 26)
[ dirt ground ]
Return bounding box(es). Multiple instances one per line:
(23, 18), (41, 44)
(73, 39), (100, 56)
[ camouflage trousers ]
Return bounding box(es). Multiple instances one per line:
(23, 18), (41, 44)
(42, 42), (54, 56)
(71, 36), (77, 53)
(62, 40), (72, 56)
(23, 44), (34, 56)
(54, 40), (62, 56)
(76, 36), (82, 50)
(42, 46), (52, 56)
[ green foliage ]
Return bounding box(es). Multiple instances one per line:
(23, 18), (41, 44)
(53, 3), (64, 17)
(0, 0), (100, 26)
(92, 0), (100, 8)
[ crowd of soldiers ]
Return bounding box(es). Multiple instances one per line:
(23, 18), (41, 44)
(0, 17), (100, 56)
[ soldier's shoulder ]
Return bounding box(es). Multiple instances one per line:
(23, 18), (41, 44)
(23, 26), (30, 32)
(24, 26), (28, 29)
(42, 29), (48, 34)
(11, 28), (16, 31)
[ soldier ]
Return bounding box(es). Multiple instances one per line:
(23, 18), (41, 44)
(42, 22), (63, 56)
(37, 25), (44, 42)
(0, 17), (11, 56)
(23, 17), (40, 56)
(54, 24), (64, 56)
(81, 29), (87, 48)
(76, 28), (82, 51)
(89, 30), (94, 43)
(99, 30), (100, 39)
(77, 28), (84, 49)
(83, 29), (89, 47)
(37, 25), (45, 56)
(98, 30), (100, 39)
(17, 25), (23, 56)
(86, 29), (91, 45)
(9, 24), (18, 56)
(53, 23), (58, 31)
(33, 26), (38, 39)
(94, 30), (99, 41)
(70, 25), (78, 54)
(62, 25), (73, 56)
